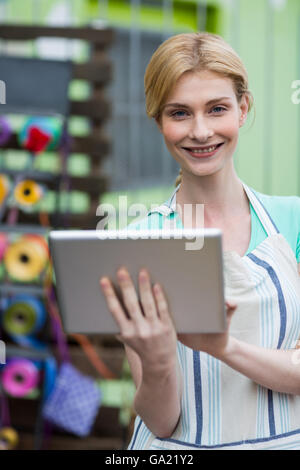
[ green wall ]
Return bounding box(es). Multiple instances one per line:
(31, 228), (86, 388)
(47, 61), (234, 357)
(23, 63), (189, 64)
(236, 0), (300, 196)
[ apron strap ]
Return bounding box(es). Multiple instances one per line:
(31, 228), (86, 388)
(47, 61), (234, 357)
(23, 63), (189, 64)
(148, 181), (279, 237)
(242, 183), (279, 237)
(147, 184), (180, 217)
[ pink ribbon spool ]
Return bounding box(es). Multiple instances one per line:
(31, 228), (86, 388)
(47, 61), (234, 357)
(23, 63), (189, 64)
(0, 233), (8, 262)
(1, 358), (40, 397)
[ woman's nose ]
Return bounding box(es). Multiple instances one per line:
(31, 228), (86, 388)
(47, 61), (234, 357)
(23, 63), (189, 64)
(188, 115), (214, 141)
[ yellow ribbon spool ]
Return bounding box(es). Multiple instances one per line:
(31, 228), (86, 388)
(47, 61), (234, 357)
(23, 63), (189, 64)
(0, 174), (11, 205)
(14, 179), (43, 207)
(4, 235), (49, 282)
(0, 427), (19, 450)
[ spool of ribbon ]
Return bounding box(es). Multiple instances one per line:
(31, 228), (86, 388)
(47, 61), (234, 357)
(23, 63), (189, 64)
(13, 179), (45, 211)
(0, 427), (19, 450)
(23, 234), (50, 258)
(18, 117), (62, 154)
(0, 174), (11, 205)
(2, 294), (46, 338)
(0, 233), (8, 262)
(0, 117), (12, 147)
(4, 234), (49, 282)
(1, 358), (40, 398)
(43, 356), (57, 401)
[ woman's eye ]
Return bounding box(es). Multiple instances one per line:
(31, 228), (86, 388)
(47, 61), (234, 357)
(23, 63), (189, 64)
(211, 106), (226, 114)
(169, 107), (226, 118)
(171, 110), (188, 118)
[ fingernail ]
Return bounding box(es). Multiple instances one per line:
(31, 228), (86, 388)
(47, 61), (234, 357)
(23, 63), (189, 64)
(117, 270), (127, 280)
(139, 270), (148, 280)
(100, 277), (109, 287)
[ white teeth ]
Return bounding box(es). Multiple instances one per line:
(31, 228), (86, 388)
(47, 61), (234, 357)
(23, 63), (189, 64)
(189, 145), (218, 154)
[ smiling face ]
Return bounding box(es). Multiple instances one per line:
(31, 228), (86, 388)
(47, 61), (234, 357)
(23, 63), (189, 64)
(157, 70), (249, 179)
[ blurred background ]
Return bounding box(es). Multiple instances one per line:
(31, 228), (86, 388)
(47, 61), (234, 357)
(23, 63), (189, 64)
(0, 0), (299, 451)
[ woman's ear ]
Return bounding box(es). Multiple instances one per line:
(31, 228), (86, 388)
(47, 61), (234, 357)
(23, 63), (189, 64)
(239, 94), (249, 127)
(155, 116), (163, 133)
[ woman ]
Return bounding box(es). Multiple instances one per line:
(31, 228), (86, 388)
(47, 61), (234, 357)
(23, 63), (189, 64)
(100, 32), (300, 450)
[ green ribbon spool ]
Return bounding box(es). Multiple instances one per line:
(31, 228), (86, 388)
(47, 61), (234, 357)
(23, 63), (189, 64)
(3, 302), (37, 336)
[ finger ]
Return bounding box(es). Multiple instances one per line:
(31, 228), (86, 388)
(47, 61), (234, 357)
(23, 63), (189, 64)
(225, 301), (237, 325)
(138, 269), (158, 320)
(116, 268), (144, 322)
(225, 300), (237, 310)
(99, 277), (131, 330)
(153, 283), (172, 324)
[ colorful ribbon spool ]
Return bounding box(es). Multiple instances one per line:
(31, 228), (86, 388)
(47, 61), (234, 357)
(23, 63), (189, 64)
(0, 427), (19, 450)
(0, 117), (12, 147)
(0, 233), (8, 262)
(13, 179), (45, 211)
(43, 356), (57, 401)
(18, 117), (62, 154)
(4, 234), (49, 282)
(2, 294), (46, 337)
(0, 174), (11, 205)
(1, 358), (40, 398)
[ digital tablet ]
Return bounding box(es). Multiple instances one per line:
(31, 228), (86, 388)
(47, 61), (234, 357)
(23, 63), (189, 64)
(48, 228), (226, 334)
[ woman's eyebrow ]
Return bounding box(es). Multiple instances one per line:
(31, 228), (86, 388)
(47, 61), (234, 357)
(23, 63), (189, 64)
(163, 96), (232, 109)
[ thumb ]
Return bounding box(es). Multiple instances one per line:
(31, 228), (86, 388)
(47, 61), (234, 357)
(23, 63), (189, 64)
(115, 334), (125, 344)
(225, 299), (237, 310)
(225, 301), (237, 324)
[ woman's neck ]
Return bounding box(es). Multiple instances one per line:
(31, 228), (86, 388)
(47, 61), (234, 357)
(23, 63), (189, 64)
(176, 168), (250, 226)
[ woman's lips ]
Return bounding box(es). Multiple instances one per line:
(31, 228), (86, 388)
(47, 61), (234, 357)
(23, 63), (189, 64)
(182, 142), (224, 159)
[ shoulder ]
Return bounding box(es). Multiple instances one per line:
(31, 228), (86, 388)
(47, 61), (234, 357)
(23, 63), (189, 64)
(252, 188), (300, 263)
(253, 188), (300, 209)
(125, 186), (179, 231)
(252, 189), (300, 223)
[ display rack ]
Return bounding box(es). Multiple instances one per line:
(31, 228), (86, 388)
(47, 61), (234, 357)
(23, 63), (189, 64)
(0, 24), (133, 451)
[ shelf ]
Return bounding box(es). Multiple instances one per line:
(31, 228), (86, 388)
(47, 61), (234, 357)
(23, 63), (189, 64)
(0, 24), (115, 46)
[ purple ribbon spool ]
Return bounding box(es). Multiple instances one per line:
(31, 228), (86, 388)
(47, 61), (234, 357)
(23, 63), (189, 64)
(0, 117), (12, 147)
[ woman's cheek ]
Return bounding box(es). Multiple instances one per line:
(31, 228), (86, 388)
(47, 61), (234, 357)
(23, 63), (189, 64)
(163, 122), (189, 143)
(229, 120), (240, 134)
(218, 113), (241, 136)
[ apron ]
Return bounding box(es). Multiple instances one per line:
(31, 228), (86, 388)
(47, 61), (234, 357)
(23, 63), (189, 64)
(128, 182), (300, 450)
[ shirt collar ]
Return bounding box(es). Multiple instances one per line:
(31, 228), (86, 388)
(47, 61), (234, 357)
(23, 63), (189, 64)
(148, 184), (181, 216)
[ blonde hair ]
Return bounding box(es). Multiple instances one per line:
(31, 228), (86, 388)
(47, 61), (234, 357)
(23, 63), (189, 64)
(144, 32), (254, 186)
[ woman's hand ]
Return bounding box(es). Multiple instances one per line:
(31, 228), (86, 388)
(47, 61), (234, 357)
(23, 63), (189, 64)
(99, 267), (178, 371)
(177, 301), (237, 359)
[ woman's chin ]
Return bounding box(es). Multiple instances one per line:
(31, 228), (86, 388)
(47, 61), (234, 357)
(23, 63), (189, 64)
(183, 165), (221, 179)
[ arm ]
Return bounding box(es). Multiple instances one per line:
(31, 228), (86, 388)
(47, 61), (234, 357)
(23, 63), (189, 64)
(100, 269), (181, 438)
(223, 262), (300, 394)
(218, 261), (300, 393)
(133, 353), (182, 439)
(124, 345), (142, 389)
(179, 297), (300, 396)
(217, 337), (300, 395)
(124, 343), (182, 438)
